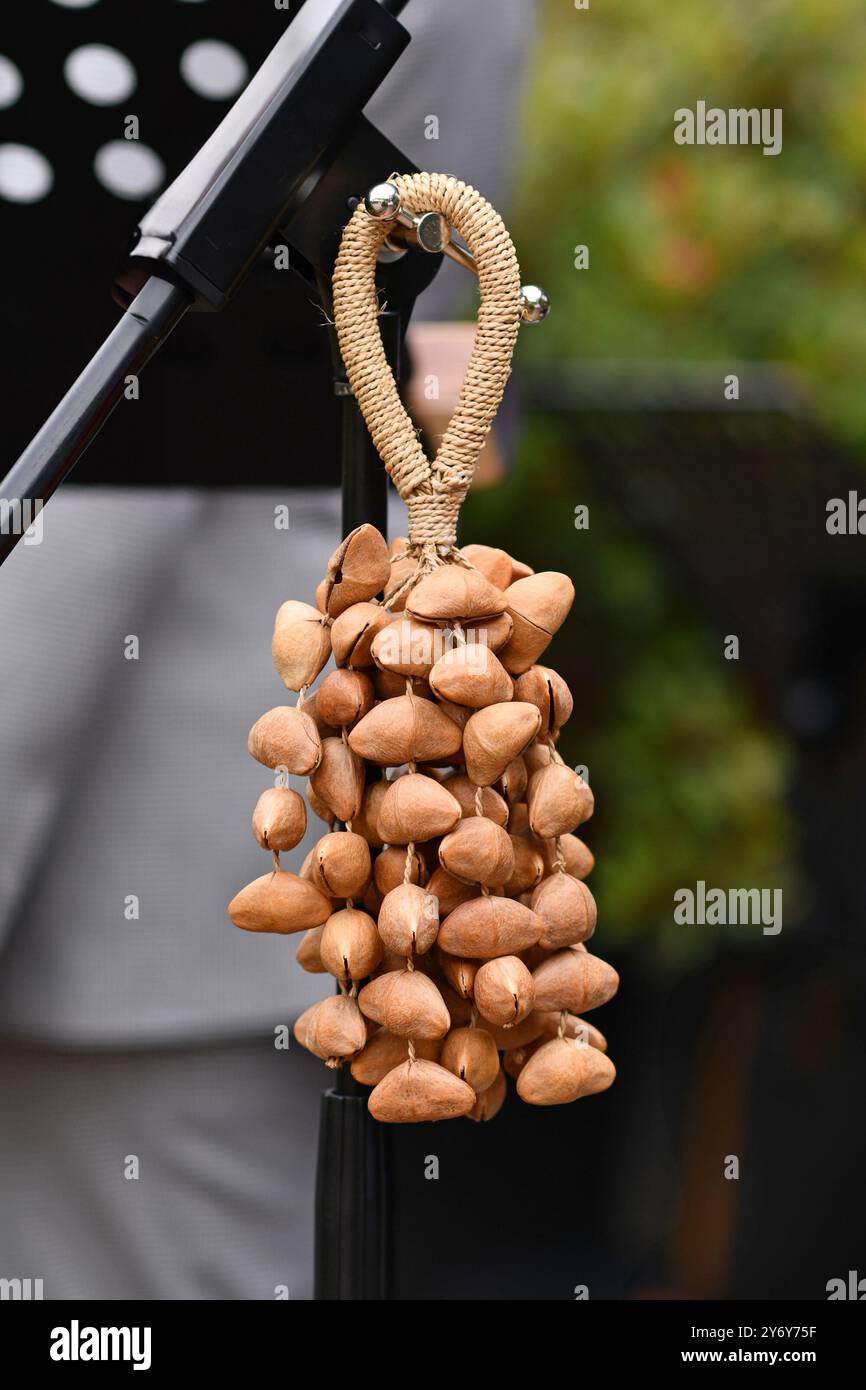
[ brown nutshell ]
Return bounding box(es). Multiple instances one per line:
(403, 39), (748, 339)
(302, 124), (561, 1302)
(271, 600), (332, 691)
(294, 994), (368, 1062)
(443, 774), (509, 826)
(458, 543), (514, 592)
(502, 835), (545, 896)
(319, 906), (383, 981)
(406, 565), (507, 624)
(467, 1066), (508, 1122)
(368, 1058), (476, 1123)
(425, 865), (478, 916)
(514, 665), (574, 734)
(527, 762), (595, 839)
(503, 1041), (541, 1080)
(531, 873), (597, 949)
(315, 669), (375, 728)
(372, 670), (435, 702)
(377, 883), (440, 956)
(247, 706), (322, 776)
(438, 953), (478, 998)
(306, 779), (335, 827)
(330, 602), (392, 667)
(309, 831), (372, 899)
(498, 572), (575, 675)
(462, 610), (514, 654)
(373, 844), (424, 895)
(371, 615), (446, 677)
(300, 689), (338, 740)
(538, 832), (595, 880)
(531, 948), (620, 1013)
(496, 755), (528, 806)
(358, 969), (451, 1039)
(376, 773), (462, 844)
(438, 817), (515, 886)
(309, 737), (366, 824)
(539, 1011), (608, 1052)
(348, 694), (463, 766)
(523, 741), (551, 776)
(439, 1025), (500, 1092)
(462, 701), (542, 787)
(438, 978), (474, 1027)
(473, 955), (535, 1027)
(350, 779), (389, 849)
(351, 1030), (440, 1086)
(509, 557), (535, 582)
(295, 925), (326, 973)
(437, 895), (543, 958)
(324, 523), (391, 618)
(228, 871), (331, 935)
(516, 1036), (616, 1106)
(478, 1011), (548, 1051)
(252, 786), (306, 852)
(429, 642), (513, 709)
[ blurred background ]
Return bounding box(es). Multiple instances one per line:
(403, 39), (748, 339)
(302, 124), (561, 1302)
(1, 0), (864, 1300)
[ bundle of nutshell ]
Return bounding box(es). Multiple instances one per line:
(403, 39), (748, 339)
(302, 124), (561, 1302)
(227, 174), (619, 1123)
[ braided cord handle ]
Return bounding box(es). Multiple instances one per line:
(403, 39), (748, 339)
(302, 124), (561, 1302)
(332, 173), (522, 549)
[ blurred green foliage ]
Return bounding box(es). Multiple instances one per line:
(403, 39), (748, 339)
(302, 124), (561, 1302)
(461, 0), (862, 955)
(514, 0), (866, 447)
(457, 0), (866, 956)
(465, 427), (795, 961)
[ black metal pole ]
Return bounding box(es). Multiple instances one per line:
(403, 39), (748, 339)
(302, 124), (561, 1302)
(340, 393), (389, 538)
(0, 278), (190, 568)
(313, 275), (405, 1299)
(314, 1073), (389, 1299)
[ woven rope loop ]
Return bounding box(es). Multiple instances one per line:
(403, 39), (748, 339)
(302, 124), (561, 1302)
(332, 173), (522, 548)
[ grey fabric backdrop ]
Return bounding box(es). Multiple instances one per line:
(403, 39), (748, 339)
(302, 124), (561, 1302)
(0, 1038), (324, 1300)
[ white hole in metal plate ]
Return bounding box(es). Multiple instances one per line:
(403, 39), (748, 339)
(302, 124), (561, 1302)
(93, 140), (164, 200)
(0, 54), (23, 109)
(0, 144), (54, 202)
(180, 39), (248, 100)
(65, 44), (137, 106)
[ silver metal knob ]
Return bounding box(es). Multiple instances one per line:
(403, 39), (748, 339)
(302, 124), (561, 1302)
(519, 284), (551, 323)
(364, 181), (401, 220)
